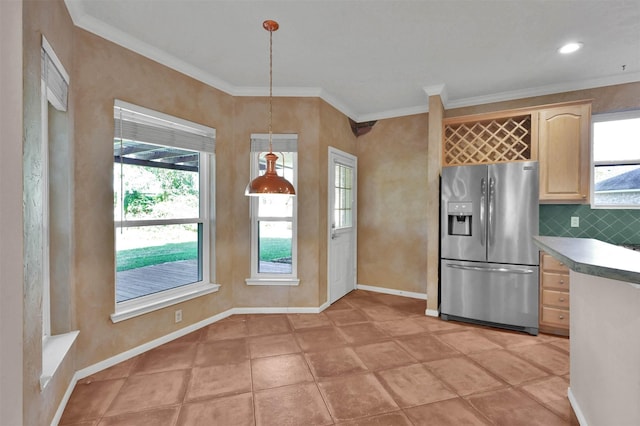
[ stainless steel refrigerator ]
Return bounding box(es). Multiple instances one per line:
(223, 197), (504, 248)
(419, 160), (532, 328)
(440, 161), (539, 335)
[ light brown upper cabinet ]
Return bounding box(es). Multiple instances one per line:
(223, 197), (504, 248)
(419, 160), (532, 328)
(537, 102), (591, 202)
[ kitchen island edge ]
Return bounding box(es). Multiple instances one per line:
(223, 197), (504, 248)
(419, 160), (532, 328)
(533, 236), (640, 287)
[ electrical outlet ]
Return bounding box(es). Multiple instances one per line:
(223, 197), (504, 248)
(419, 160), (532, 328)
(175, 309), (182, 323)
(571, 216), (579, 228)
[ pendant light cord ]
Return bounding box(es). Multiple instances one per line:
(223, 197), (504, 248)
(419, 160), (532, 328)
(268, 26), (274, 154)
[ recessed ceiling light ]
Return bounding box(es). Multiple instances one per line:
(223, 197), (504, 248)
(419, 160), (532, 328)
(558, 42), (583, 54)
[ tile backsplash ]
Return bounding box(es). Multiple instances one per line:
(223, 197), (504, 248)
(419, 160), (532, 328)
(539, 204), (640, 245)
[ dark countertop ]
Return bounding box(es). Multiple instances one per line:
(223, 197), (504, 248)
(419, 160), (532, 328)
(533, 236), (640, 286)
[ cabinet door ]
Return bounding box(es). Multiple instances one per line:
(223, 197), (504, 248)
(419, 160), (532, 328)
(538, 103), (591, 202)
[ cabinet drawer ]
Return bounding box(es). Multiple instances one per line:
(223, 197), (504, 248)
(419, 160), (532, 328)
(542, 289), (570, 308)
(541, 306), (570, 328)
(541, 254), (569, 272)
(541, 272), (569, 290)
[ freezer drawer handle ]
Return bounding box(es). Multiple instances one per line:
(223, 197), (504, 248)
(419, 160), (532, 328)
(446, 263), (535, 274)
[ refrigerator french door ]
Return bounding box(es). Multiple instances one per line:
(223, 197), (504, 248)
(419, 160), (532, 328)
(440, 161), (540, 335)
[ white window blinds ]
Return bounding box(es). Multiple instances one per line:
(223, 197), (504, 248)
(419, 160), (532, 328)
(41, 36), (69, 112)
(251, 134), (298, 153)
(114, 100), (215, 153)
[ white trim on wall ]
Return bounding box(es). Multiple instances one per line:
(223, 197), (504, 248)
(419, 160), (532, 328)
(52, 301), (332, 424)
(568, 387), (589, 426)
(64, 0), (640, 123)
(425, 309), (440, 317)
(356, 283), (427, 300)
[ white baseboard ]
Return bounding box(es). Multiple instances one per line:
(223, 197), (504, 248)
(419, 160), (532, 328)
(77, 304), (330, 380)
(54, 302), (338, 424)
(52, 308), (234, 425)
(230, 305), (327, 315)
(51, 291), (397, 424)
(318, 300), (330, 312)
(51, 370), (80, 426)
(425, 308), (440, 317)
(76, 309), (234, 381)
(568, 387), (588, 426)
(356, 284), (427, 300)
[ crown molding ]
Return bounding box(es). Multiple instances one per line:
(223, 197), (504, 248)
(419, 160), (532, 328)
(423, 84), (449, 108)
(63, 0), (640, 123)
(446, 72), (640, 110)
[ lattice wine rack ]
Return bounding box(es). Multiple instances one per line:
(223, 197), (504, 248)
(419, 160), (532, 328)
(443, 115), (533, 165)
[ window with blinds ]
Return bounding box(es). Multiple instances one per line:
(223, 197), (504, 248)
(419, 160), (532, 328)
(246, 134), (299, 285)
(112, 100), (218, 320)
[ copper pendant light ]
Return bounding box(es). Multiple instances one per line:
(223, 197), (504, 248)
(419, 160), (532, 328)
(245, 20), (296, 196)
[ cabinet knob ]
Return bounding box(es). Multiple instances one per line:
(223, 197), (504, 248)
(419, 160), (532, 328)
(559, 280), (564, 284)
(582, 194), (587, 199)
(559, 297), (565, 302)
(559, 315), (565, 320)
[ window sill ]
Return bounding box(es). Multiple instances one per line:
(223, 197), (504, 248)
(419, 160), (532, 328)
(40, 330), (79, 391)
(111, 282), (220, 323)
(245, 277), (300, 286)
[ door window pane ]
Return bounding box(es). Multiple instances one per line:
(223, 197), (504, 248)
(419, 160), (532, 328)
(334, 164), (353, 228)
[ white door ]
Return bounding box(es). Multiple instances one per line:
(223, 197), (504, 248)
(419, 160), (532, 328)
(328, 147), (357, 304)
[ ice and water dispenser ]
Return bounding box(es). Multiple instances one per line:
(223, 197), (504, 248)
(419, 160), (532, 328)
(447, 202), (472, 236)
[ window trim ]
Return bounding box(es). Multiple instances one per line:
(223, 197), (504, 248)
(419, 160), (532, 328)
(591, 110), (640, 209)
(41, 78), (51, 340)
(112, 101), (218, 321)
(40, 35), (75, 391)
(246, 134), (299, 286)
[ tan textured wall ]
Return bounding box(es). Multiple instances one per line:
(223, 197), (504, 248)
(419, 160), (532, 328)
(73, 28), (236, 369)
(22, 0), (77, 425)
(356, 114), (429, 294)
(319, 101), (358, 303)
(230, 98), (355, 309)
(231, 97), (323, 308)
(1, 0), (24, 424)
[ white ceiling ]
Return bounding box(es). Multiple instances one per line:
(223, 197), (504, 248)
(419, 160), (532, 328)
(65, 0), (640, 122)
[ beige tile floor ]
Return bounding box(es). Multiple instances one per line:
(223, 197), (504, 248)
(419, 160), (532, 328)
(60, 290), (578, 425)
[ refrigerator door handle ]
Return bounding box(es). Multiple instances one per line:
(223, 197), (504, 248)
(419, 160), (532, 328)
(480, 178), (486, 247)
(488, 177), (495, 247)
(445, 263), (535, 275)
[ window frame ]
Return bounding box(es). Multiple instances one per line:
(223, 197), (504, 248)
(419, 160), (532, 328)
(246, 134), (299, 286)
(333, 162), (355, 230)
(41, 36), (70, 342)
(591, 110), (640, 209)
(111, 100), (219, 323)
(40, 35), (79, 391)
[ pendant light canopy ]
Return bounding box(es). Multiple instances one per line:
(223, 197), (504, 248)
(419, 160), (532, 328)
(245, 20), (296, 196)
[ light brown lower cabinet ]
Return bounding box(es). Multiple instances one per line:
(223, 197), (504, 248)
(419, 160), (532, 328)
(539, 252), (570, 336)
